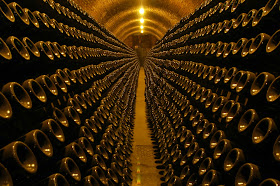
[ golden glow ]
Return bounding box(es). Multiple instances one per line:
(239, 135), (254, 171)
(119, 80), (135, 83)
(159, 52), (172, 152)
(137, 174), (141, 184)
(136, 158), (141, 184)
(72, 0), (206, 43)
(140, 25), (144, 29)
(121, 30), (161, 40)
(140, 18), (144, 23)
(141, 30), (144, 33)
(139, 8), (144, 14)
(113, 19), (167, 38)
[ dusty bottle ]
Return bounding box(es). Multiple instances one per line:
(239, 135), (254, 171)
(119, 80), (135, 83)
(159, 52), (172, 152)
(0, 141), (38, 184)
(58, 157), (81, 184)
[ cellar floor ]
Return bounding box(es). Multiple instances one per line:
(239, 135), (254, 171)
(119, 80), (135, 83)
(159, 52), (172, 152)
(131, 68), (162, 185)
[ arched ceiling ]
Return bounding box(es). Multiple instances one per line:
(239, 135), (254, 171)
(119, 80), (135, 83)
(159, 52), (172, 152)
(73, 0), (205, 43)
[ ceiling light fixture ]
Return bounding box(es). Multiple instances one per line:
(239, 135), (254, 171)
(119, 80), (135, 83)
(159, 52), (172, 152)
(139, 8), (144, 14)
(140, 18), (144, 23)
(140, 25), (144, 29)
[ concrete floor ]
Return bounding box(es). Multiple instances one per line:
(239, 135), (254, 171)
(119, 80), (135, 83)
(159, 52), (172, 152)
(131, 68), (162, 186)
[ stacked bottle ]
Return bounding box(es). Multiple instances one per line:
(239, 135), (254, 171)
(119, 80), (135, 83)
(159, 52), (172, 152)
(0, 0), (139, 185)
(146, 0), (280, 185)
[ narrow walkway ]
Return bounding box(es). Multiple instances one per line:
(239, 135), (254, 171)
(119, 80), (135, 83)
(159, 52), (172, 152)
(131, 68), (161, 185)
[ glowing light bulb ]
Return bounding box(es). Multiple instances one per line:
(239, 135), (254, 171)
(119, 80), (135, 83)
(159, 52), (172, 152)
(140, 18), (144, 23)
(141, 30), (144, 33)
(140, 25), (144, 29)
(139, 8), (144, 14)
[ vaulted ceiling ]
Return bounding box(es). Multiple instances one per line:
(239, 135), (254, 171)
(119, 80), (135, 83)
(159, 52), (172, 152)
(73, 0), (205, 43)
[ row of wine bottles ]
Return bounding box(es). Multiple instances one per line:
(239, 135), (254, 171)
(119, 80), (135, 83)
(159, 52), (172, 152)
(0, 56), (139, 185)
(144, 0), (280, 184)
(39, 0), (128, 50)
(144, 56), (280, 185)
(150, 58), (280, 112)
(152, 31), (280, 75)
(0, 0), (139, 185)
(157, 0), (278, 48)
(0, 0), (133, 55)
(151, 0), (280, 74)
(0, 35), (131, 62)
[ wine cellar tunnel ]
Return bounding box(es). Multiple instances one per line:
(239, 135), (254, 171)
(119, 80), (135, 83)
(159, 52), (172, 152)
(1, 0), (280, 185)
